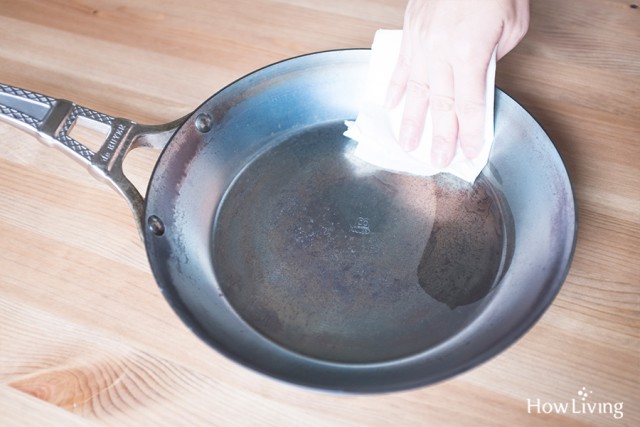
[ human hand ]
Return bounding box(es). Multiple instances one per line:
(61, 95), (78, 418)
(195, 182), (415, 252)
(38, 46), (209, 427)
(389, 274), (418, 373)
(386, 0), (529, 168)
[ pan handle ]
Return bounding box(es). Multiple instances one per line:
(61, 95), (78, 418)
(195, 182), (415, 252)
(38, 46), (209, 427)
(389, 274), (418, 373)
(0, 83), (186, 236)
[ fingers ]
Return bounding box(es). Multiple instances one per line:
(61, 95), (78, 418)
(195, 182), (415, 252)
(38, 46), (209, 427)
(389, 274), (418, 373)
(385, 0), (527, 167)
(453, 57), (490, 160)
(385, 55), (410, 109)
(398, 54), (430, 152)
(388, 48), (491, 165)
(385, 32), (413, 109)
(428, 60), (458, 168)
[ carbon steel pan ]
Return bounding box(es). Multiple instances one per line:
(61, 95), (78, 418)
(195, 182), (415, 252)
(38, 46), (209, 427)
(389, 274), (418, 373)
(143, 49), (576, 392)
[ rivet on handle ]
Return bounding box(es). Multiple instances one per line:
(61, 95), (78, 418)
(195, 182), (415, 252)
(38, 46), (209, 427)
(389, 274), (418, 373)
(195, 113), (212, 133)
(147, 215), (165, 236)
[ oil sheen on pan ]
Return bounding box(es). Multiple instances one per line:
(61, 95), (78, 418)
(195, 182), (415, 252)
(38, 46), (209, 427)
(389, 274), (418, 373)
(212, 120), (515, 364)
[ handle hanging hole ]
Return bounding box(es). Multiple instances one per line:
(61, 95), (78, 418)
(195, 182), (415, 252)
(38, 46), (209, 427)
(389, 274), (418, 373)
(68, 115), (112, 153)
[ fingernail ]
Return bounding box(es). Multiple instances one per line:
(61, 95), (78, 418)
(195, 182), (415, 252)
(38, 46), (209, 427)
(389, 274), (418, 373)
(400, 126), (418, 151)
(431, 137), (451, 168)
(432, 151), (449, 168)
(463, 145), (480, 159)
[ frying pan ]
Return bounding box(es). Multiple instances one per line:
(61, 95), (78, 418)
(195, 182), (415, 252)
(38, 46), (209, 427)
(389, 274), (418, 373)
(0, 49), (576, 393)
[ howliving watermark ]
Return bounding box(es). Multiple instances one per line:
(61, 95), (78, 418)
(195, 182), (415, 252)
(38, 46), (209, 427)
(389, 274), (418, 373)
(527, 387), (624, 420)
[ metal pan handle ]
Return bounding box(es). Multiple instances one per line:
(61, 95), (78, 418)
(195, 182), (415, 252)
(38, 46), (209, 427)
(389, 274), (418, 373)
(0, 83), (186, 236)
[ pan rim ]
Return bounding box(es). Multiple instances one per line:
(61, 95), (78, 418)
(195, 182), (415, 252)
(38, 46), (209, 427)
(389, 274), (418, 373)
(141, 49), (578, 393)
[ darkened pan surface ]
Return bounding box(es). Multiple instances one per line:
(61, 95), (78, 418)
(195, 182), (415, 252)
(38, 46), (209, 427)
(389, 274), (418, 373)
(143, 50), (576, 392)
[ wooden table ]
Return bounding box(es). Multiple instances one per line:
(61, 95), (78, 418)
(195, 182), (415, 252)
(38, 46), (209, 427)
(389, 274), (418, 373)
(1, 1), (638, 425)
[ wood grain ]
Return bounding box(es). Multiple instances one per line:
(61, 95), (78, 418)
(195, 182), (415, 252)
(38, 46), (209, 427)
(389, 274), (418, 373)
(1, 0), (638, 426)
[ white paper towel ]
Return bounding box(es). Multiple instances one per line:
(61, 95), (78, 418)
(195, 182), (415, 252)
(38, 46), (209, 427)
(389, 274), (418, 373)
(344, 29), (496, 183)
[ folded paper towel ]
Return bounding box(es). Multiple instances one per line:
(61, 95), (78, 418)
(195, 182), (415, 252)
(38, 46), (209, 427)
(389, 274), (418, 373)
(344, 29), (497, 183)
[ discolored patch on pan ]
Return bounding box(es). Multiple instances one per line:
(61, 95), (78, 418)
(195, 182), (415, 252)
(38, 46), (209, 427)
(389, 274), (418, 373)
(417, 176), (511, 309)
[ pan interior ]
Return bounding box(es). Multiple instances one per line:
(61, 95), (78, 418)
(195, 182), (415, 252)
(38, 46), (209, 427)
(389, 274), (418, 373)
(212, 119), (514, 364)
